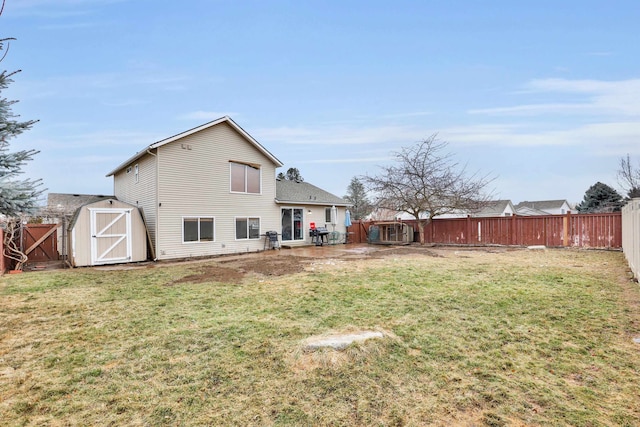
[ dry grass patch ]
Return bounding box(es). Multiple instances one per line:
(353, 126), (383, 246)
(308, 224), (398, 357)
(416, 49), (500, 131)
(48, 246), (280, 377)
(1, 247), (639, 426)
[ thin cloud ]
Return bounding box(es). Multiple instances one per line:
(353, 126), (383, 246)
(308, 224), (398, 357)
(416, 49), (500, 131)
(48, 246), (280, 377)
(472, 78), (640, 117)
(442, 121), (640, 151)
(379, 111), (433, 119)
(25, 129), (161, 151)
(179, 111), (237, 121)
(14, 71), (191, 101)
(297, 156), (393, 165)
(38, 21), (103, 30)
(7, 0), (128, 16)
(469, 103), (595, 116)
(257, 125), (427, 146)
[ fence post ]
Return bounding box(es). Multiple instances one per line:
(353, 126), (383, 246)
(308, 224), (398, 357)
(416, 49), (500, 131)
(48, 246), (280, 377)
(0, 227), (4, 275)
(563, 211), (570, 246)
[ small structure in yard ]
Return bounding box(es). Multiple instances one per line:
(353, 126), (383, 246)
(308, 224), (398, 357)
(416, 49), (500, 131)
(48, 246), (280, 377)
(68, 198), (148, 267)
(304, 331), (385, 351)
(44, 193), (115, 261)
(368, 221), (414, 245)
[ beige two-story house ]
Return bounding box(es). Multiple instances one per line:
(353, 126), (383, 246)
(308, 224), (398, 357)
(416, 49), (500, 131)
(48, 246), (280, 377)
(106, 116), (284, 260)
(106, 116), (350, 260)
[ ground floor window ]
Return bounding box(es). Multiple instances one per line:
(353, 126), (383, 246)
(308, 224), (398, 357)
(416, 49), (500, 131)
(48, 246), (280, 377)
(235, 217), (260, 239)
(281, 208), (303, 241)
(183, 217), (214, 242)
(325, 207), (332, 223)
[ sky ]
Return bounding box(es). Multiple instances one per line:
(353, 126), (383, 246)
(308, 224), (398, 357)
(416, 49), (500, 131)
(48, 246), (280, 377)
(3, 0), (640, 206)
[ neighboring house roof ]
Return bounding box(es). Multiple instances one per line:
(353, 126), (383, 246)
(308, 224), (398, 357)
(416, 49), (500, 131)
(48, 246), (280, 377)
(105, 116), (283, 177)
(475, 199), (515, 217)
(47, 193), (115, 216)
(515, 205), (550, 216)
(515, 200), (569, 211)
(380, 200), (515, 220)
(275, 179), (349, 206)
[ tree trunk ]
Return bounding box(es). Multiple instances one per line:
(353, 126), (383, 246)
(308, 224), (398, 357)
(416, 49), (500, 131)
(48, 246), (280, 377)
(417, 219), (428, 244)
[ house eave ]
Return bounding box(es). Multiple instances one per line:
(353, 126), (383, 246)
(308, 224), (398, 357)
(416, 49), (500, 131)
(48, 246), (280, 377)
(275, 199), (350, 207)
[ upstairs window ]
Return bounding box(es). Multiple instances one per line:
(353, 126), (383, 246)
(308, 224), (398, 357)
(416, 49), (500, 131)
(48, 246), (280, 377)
(230, 162), (260, 194)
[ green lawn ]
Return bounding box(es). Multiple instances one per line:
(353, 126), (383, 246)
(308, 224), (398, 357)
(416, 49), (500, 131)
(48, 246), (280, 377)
(1, 248), (639, 426)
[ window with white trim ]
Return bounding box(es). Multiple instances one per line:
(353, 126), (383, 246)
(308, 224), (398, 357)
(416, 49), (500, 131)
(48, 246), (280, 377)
(230, 162), (260, 194)
(183, 217), (215, 243)
(235, 217), (260, 239)
(134, 164), (139, 183)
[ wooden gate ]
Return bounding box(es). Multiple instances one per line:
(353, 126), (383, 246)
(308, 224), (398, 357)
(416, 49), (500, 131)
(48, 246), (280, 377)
(22, 223), (58, 262)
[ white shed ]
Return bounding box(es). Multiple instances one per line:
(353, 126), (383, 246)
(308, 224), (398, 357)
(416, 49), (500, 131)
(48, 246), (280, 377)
(68, 199), (148, 267)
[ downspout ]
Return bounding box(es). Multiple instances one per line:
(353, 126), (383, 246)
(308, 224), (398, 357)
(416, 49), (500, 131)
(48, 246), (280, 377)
(146, 149), (159, 261)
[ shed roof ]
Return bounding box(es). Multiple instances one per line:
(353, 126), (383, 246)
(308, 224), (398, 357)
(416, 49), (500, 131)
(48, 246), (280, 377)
(275, 179), (349, 206)
(106, 116), (283, 177)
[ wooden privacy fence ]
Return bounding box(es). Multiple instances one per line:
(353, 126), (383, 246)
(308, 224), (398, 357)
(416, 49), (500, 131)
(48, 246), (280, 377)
(1, 223), (59, 273)
(348, 212), (622, 249)
(22, 223), (58, 262)
(0, 228), (6, 273)
(622, 198), (640, 278)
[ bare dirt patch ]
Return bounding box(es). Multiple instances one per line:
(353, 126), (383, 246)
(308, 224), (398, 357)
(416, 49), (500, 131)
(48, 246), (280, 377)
(171, 265), (245, 285)
(235, 255), (311, 276)
(371, 245), (444, 258)
(168, 246), (525, 285)
(171, 255), (312, 285)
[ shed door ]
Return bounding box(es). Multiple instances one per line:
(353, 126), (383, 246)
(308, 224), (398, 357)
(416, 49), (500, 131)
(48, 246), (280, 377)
(90, 208), (133, 265)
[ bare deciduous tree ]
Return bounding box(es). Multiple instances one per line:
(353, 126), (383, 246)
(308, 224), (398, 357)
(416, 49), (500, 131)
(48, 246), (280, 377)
(617, 154), (640, 198)
(363, 135), (494, 243)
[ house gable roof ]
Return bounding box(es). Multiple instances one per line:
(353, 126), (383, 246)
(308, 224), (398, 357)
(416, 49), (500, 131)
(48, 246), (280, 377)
(515, 199), (569, 210)
(275, 179), (349, 206)
(106, 116), (283, 177)
(477, 199), (514, 216)
(515, 205), (550, 216)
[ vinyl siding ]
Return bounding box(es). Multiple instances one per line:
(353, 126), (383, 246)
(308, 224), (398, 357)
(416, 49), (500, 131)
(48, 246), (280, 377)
(155, 122), (280, 259)
(113, 154), (158, 249)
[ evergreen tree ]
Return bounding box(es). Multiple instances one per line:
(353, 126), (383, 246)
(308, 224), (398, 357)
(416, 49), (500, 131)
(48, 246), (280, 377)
(277, 167), (304, 182)
(575, 182), (624, 213)
(343, 177), (372, 220)
(0, 4), (42, 217)
(284, 167), (303, 182)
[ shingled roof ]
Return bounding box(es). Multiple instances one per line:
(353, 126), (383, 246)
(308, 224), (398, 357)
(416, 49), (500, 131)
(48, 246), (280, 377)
(476, 200), (514, 217)
(47, 193), (115, 215)
(275, 179), (348, 206)
(515, 200), (569, 211)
